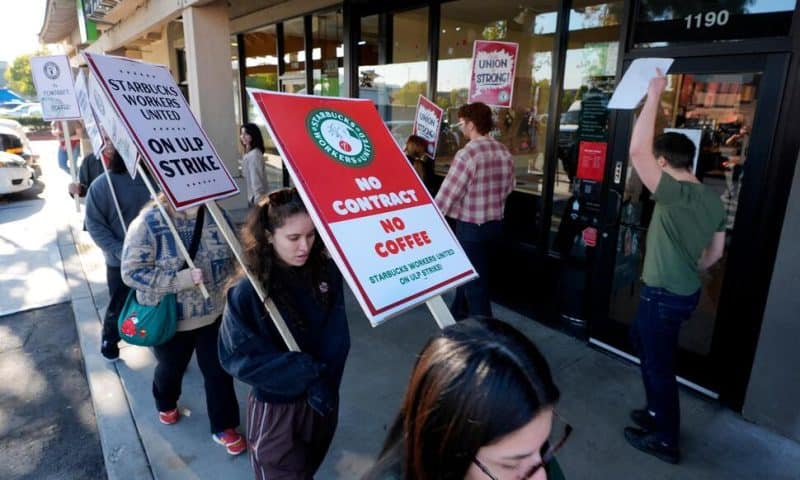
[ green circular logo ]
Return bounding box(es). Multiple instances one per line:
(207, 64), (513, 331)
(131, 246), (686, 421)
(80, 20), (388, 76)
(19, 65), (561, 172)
(306, 109), (373, 167)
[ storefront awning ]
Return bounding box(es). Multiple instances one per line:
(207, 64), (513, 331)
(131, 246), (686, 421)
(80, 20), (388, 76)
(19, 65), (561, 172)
(39, 0), (78, 44)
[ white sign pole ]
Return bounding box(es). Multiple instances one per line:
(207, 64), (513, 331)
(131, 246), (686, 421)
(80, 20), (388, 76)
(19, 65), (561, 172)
(62, 120), (81, 212)
(136, 163), (209, 299)
(204, 201), (300, 351)
(425, 296), (456, 329)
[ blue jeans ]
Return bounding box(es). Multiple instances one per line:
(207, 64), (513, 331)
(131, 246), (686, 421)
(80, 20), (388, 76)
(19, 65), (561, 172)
(451, 219), (502, 319)
(58, 145), (81, 173)
(630, 285), (700, 446)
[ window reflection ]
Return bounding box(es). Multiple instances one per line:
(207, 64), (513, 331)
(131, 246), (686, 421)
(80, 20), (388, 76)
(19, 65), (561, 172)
(311, 10), (344, 97)
(359, 8), (430, 145)
(549, 1), (622, 255)
(436, 0), (558, 245)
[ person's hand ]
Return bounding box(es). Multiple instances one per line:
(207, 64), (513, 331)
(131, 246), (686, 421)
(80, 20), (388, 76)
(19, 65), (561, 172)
(190, 268), (204, 285)
(648, 68), (667, 98)
(67, 182), (81, 196)
(307, 379), (335, 417)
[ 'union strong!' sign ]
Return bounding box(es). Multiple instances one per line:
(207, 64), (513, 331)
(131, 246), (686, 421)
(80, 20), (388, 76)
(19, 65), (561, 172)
(307, 109), (374, 167)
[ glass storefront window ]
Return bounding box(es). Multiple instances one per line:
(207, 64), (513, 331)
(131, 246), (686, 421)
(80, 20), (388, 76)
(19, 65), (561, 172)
(634, 0), (797, 47)
(281, 18), (306, 94)
(311, 10), (344, 97)
(436, 0), (558, 244)
(359, 8), (429, 144)
(549, 1), (622, 255)
(242, 24), (282, 178)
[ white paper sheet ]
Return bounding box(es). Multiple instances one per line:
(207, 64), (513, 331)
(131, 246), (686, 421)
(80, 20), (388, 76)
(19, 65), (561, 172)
(607, 58), (674, 110)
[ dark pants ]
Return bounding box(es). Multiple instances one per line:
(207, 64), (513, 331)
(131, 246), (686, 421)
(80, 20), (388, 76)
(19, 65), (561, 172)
(451, 219), (502, 320)
(152, 319), (240, 434)
(630, 284), (700, 446)
(101, 266), (128, 346)
(247, 394), (338, 480)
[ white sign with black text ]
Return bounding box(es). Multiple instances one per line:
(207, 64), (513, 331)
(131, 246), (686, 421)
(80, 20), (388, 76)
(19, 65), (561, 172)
(84, 52), (239, 210)
(87, 72), (139, 177)
(30, 55), (81, 121)
(74, 69), (104, 157)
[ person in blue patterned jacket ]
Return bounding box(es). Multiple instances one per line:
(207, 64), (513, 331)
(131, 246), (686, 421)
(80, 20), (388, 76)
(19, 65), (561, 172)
(121, 193), (246, 456)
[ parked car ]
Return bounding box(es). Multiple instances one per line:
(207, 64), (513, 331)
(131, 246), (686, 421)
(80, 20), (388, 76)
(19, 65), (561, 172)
(0, 151), (34, 195)
(0, 124), (40, 179)
(2, 102), (42, 119)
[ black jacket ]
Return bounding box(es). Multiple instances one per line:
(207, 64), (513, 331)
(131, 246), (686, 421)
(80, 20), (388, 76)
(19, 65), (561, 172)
(218, 260), (350, 404)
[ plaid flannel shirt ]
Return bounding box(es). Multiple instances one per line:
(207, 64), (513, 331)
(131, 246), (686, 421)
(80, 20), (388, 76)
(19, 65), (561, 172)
(435, 136), (515, 224)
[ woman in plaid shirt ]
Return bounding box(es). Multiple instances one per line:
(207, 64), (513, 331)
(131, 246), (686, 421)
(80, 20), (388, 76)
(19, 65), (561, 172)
(435, 102), (515, 319)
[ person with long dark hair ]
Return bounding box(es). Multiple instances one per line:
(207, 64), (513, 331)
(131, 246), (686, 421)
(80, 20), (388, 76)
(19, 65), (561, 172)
(363, 317), (568, 480)
(218, 187), (351, 479)
(239, 123), (269, 206)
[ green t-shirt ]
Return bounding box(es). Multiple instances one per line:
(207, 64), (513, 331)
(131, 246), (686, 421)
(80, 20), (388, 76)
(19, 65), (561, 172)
(642, 173), (726, 295)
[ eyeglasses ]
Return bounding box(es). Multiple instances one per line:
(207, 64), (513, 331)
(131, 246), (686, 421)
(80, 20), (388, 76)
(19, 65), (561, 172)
(473, 419), (572, 480)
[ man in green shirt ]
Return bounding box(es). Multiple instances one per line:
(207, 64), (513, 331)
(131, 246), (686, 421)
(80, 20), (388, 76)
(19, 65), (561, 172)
(623, 69), (726, 464)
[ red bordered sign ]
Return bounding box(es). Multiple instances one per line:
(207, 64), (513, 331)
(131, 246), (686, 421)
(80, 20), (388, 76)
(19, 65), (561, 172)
(412, 95), (444, 159)
(248, 90), (477, 326)
(468, 40), (519, 108)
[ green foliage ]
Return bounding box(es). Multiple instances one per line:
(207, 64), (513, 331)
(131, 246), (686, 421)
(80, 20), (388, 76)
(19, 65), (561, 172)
(4, 54), (37, 98)
(391, 81), (427, 106)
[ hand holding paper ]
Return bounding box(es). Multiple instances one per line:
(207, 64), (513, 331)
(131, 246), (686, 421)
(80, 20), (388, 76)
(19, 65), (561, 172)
(608, 58), (674, 109)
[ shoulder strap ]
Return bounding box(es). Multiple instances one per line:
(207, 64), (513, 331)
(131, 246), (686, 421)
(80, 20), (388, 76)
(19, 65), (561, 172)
(187, 205), (205, 260)
(179, 205), (205, 270)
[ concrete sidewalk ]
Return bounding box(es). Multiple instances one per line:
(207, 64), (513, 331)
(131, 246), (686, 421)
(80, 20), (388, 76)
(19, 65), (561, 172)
(60, 216), (800, 479)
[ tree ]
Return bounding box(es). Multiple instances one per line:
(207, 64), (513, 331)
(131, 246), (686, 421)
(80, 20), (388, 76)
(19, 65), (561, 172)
(4, 54), (37, 98)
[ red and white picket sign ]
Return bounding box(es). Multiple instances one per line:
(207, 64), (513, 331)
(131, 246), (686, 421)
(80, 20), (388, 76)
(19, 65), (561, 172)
(412, 95), (444, 159)
(249, 90), (477, 326)
(468, 40), (519, 108)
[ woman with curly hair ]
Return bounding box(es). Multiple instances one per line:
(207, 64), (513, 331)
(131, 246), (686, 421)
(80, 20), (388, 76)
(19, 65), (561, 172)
(218, 187), (350, 479)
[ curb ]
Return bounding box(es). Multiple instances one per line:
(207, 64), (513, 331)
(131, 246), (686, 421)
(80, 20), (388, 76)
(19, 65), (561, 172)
(59, 222), (155, 480)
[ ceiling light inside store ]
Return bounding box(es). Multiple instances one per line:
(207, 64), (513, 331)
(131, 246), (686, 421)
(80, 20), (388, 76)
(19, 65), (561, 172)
(358, 40), (367, 45)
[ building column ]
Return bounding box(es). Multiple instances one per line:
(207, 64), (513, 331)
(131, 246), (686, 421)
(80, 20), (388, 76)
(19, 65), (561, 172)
(183, 0), (245, 209)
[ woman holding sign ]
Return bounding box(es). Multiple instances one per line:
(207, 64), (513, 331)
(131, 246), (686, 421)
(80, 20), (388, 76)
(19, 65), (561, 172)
(218, 187), (350, 479)
(121, 195), (246, 455)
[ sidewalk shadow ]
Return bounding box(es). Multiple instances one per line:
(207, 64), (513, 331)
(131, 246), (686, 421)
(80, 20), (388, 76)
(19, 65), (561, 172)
(0, 304), (105, 479)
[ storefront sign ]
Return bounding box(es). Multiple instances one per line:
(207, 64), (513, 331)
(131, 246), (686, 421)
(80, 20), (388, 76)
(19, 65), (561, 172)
(468, 40), (519, 108)
(30, 55), (81, 121)
(634, 1), (794, 45)
(87, 71), (139, 177)
(577, 141), (607, 182)
(74, 69), (104, 157)
(412, 95), (444, 159)
(84, 52), (239, 210)
(248, 89), (477, 326)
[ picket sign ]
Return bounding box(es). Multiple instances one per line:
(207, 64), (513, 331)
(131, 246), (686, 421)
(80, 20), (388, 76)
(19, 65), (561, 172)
(83, 53), (299, 348)
(30, 55), (82, 212)
(248, 90), (474, 328)
(204, 201), (300, 351)
(74, 70), (126, 234)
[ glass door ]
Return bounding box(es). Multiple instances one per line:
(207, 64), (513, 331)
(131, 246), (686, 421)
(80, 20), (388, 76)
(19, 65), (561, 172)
(590, 54), (785, 396)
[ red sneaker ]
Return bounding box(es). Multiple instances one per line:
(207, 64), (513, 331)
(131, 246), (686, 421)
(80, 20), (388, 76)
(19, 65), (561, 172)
(212, 428), (247, 456)
(158, 408), (180, 425)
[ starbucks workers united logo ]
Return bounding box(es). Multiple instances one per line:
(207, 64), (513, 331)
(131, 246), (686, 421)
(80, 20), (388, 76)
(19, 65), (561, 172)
(307, 109), (373, 167)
